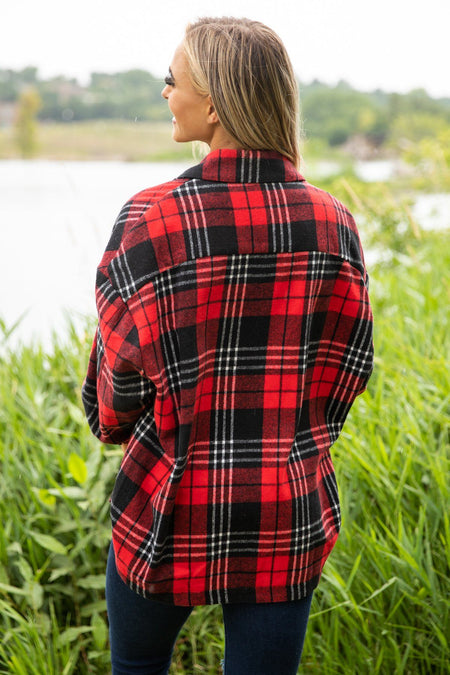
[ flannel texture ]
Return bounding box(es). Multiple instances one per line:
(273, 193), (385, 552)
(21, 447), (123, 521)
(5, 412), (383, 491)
(82, 149), (374, 605)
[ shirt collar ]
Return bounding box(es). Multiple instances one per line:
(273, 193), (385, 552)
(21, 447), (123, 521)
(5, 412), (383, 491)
(178, 148), (304, 184)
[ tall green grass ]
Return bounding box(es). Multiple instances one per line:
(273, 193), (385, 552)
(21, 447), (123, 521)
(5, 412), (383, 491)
(301, 229), (449, 673)
(0, 225), (448, 672)
(0, 322), (114, 673)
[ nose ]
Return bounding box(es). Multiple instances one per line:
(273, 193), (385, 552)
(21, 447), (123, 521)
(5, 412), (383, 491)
(161, 85), (169, 100)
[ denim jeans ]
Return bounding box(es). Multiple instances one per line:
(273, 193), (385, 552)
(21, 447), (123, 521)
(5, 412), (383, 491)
(106, 543), (313, 674)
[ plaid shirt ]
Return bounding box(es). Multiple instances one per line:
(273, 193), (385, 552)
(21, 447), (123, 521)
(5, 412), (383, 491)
(82, 149), (373, 605)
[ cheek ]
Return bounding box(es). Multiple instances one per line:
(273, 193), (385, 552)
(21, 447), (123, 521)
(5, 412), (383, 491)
(170, 94), (183, 117)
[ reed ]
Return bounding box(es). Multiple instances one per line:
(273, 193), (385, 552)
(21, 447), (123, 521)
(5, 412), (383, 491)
(0, 225), (448, 672)
(301, 228), (449, 673)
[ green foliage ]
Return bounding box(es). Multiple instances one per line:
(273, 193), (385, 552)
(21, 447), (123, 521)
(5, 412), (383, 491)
(0, 68), (38, 102)
(0, 322), (115, 673)
(301, 228), (450, 674)
(299, 83), (450, 149)
(388, 88), (450, 120)
(0, 203), (449, 672)
(389, 112), (450, 145)
(42, 70), (169, 123)
(400, 129), (450, 191)
(301, 82), (388, 146)
(13, 87), (42, 158)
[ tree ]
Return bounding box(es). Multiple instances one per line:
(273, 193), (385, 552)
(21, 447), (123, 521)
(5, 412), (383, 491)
(14, 87), (42, 158)
(301, 86), (383, 146)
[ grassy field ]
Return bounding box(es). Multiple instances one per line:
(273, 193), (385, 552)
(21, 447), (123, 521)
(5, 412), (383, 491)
(0, 120), (378, 166)
(0, 120), (196, 162)
(0, 178), (449, 672)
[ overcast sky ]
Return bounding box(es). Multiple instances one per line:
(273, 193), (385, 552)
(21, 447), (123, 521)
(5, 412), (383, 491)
(3, 0), (449, 97)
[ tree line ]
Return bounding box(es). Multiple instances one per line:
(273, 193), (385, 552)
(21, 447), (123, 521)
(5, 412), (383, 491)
(2, 66), (450, 149)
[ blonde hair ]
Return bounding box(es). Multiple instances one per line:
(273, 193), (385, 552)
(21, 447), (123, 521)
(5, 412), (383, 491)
(184, 17), (301, 168)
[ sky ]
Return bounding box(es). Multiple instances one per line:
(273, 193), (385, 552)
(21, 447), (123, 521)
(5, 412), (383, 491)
(2, 0), (450, 98)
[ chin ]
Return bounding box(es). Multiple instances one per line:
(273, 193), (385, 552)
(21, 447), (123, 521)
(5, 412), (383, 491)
(172, 132), (190, 144)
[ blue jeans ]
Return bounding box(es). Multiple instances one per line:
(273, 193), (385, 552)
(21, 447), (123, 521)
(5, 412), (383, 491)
(106, 544), (313, 675)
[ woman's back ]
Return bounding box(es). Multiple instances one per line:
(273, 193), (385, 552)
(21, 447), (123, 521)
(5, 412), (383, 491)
(83, 148), (373, 605)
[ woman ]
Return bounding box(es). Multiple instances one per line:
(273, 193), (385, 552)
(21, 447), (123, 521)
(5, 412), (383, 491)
(82, 16), (374, 675)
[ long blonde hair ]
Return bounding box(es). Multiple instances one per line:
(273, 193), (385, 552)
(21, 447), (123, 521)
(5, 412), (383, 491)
(184, 17), (301, 168)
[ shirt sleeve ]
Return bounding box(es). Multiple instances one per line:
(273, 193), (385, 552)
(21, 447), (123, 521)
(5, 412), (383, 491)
(81, 267), (155, 445)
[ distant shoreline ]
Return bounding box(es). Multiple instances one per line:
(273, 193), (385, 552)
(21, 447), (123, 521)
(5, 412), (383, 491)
(0, 119), (392, 164)
(0, 120), (196, 163)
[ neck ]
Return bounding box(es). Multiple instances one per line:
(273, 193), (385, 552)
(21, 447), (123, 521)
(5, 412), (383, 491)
(208, 125), (242, 152)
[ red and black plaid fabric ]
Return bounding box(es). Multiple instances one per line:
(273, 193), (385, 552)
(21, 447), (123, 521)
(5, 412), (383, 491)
(82, 149), (374, 605)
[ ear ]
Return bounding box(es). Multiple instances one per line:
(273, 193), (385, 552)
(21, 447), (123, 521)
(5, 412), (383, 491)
(206, 95), (220, 125)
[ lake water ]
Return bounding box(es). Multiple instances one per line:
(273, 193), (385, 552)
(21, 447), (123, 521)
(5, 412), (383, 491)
(1, 159), (449, 348)
(1, 159), (191, 348)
